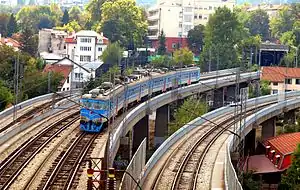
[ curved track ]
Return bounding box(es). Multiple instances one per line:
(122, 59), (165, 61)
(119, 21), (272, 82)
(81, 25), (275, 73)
(39, 132), (98, 190)
(0, 111), (79, 190)
(152, 105), (269, 190)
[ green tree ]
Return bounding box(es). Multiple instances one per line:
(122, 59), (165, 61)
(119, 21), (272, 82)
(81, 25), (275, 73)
(270, 7), (294, 39)
(85, 0), (106, 26)
(151, 55), (173, 68)
(201, 7), (242, 71)
(246, 9), (270, 40)
(100, 0), (148, 48)
(37, 15), (54, 29)
(68, 6), (81, 22)
(7, 13), (17, 37)
(173, 47), (194, 66)
(280, 144), (300, 189)
(100, 42), (123, 66)
(169, 97), (207, 135)
(49, 3), (63, 26)
(19, 26), (38, 57)
(187, 24), (205, 54)
(0, 80), (13, 111)
(56, 20), (82, 32)
(157, 30), (166, 55)
(61, 9), (69, 25)
(260, 80), (271, 95)
(0, 13), (9, 36)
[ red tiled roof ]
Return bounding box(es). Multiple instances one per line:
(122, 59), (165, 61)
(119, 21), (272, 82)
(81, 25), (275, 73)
(65, 37), (76, 43)
(0, 37), (20, 48)
(264, 132), (300, 155)
(43, 64), (73, 84)
(261, 66), (300, 82)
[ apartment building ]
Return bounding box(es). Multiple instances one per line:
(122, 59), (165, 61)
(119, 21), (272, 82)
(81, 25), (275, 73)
(147, 0), (235, 52)
(0, 0), (17, 6)
(247, 4), (286, 19)
(65, 30), (108, 64)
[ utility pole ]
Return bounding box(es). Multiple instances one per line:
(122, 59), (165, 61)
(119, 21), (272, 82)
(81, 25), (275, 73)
(13, 55), (19, 121)
(209, 48), (211, 72)
(48, 71), (51, 93)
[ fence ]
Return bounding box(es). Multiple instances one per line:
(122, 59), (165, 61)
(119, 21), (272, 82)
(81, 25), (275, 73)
(119, 138), (146, 190)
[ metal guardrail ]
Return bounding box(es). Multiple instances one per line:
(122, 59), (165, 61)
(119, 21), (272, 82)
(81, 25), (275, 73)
(119, 138), (146, 190)
(226, 97), (300, 190)
(0, 89), (82, 119)
(110, 72), (261, 167)
(138, 91), (300, 187)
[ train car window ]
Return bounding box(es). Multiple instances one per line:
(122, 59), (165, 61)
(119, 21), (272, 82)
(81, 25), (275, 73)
(94, 102), (101, 110)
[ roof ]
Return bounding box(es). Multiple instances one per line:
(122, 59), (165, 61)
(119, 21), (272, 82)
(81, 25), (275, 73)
(65, 30), (109, 44)
(52, 57), (91, 73)
(0, 37), (20, 48)
(261, 66), (300, 82)
(243, 154), (282, 174)
(43, 64), (73, 84)
(264, 132), (300, 155)
(65, 37), (76, 43)
(76, 30), (100, 37)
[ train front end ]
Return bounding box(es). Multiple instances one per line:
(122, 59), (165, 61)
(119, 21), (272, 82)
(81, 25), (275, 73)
(80, 98), (109, 133)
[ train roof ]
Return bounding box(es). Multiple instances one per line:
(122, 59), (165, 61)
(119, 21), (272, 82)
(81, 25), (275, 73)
(82, 67), (200, 101)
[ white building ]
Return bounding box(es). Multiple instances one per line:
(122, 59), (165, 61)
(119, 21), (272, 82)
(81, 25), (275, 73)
(0, 0), (17, 6)
(65, 30), (108, 65)
(147, 0), (235, 40)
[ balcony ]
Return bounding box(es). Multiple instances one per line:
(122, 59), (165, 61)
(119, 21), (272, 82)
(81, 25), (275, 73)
(148, 35), (159, 40)
(148, 14), (159, 21)
(148, 25), (159, 31)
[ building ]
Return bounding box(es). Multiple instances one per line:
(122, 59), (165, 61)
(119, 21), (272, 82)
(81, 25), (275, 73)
(65, 30), (108, 68)
(147, 0), (235, 52)
(243, 132), (300, 187)
(0, 34), (21, 51)
(261, 66), (300, 95)
(43, 63), (73, 92)
(38, 29), (68, 58)
(0, 0), (17, 6)
(43, 57), (93, 90)
(247, 4), (286, 19)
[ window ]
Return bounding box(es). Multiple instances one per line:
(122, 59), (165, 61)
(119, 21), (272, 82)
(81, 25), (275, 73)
(172, 43), (177, 49)
(63, 88), (65, 91)
(199, 6), (203, 10)
(80, 38), (92, 43)
(179, 23), (182, 28)
(194, 15), (198, 19)
(273, 82), (278, 86)
(80, 46), (91, 51)
(184, 7), (192, 12)
(272, 90), (278, 94)
(67, 77), (69, 83)
(184, 15), (192, 22)
(204, 17), (208, 20)
(199, 15), (202, 19)
(296, 79), (300, 84)
(75, 73), (83, 79)
(80, 55), (91, 62)
(67, 87), (69, 91)
(285, 78), (292, 84)
(98, 47), (102, 51)
(184, 25), (192, 32)
(209, 6), (212, 10)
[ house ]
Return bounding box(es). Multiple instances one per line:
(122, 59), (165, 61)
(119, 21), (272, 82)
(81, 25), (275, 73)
(0, 34), (20, 51)
(49, 57), (92, 89)
(38, 29), (68, 56)
(65, 30), (108, 65)
(243, 132), (300, 188)
(43, 64), (73, 92)
(261, 66), (300, 94)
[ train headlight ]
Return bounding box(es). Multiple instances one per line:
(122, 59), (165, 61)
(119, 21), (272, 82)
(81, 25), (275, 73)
(80, 116), (89, 124)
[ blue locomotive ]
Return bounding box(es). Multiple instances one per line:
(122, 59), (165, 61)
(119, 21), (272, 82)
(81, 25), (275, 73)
(80, 67), (200, 133)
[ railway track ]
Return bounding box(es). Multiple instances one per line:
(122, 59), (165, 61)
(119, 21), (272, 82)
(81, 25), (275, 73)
(0, 111), (79, 190)
(39, 132), (98, 190)
(152, 104), (269, 190)
(0, 96), (68, 134)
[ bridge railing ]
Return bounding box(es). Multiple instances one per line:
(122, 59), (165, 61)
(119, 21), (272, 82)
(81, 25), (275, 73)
(138, 91), (300, 187)
(226, 96), (300, 190)
(0, 89), (82, 119)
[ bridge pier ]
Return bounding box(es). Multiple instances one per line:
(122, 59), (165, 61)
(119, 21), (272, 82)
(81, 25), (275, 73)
(244, 128), (256, 156)
(132, 115), (149, 155)
(224, 85), (236, 104)
(213, 88), (224, 109)
(284, 109), (296, 124)
(154, 105), (170, 149)
(261, 117), (276, 141)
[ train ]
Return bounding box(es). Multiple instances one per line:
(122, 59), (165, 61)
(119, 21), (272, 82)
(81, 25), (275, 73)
(80, 67), (201, 133)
